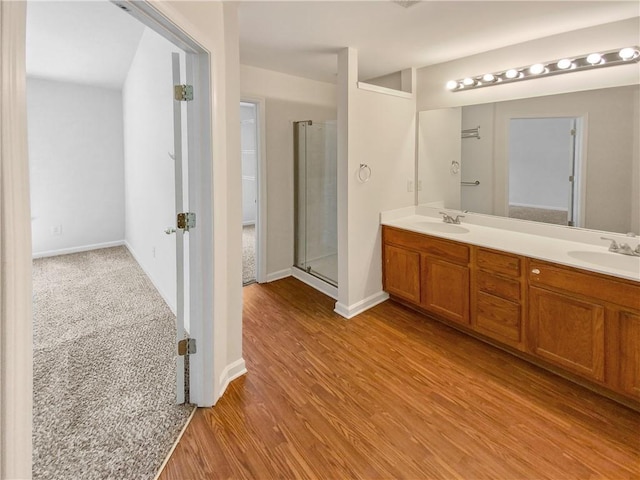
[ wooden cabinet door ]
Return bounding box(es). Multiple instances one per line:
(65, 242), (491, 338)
(383, 244), (421, 304)
(610, 310), (640, 399)
(422, 256), (470, 325)
(528, 286), (605, 382)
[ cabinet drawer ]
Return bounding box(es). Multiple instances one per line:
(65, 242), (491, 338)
(476, 270), (521, 301)
(477, 248), (521, 277)
(476, 292), (522, 345)
(384, 226), (469, 264)
(528, 259), (640, 311)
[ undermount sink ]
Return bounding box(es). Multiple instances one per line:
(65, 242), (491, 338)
(567, 250), (640, 274)
(416, 222), (470, 234)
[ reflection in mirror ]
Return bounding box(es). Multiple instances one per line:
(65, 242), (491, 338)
(417, 85), (640, 235)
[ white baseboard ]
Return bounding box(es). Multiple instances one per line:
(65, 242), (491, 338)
(217, 358), (247, 402)
(266, 268), (292, 283)
(334, 290), (389, 319)
(291, 267), (338, 300)
(32, 240), (125, 259)
(124, 241), (177, 315)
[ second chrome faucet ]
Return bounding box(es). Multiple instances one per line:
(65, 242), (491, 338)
(601, 236), (640, 256)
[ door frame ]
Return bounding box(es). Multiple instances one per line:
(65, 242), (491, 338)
(240, 96), (267, 284)
(504, 113), (587, 228)
(0, 3), (218, 473)
(111, 0), (215, 407)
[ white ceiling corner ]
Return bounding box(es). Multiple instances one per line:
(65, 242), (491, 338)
(26, 0), (145, 89)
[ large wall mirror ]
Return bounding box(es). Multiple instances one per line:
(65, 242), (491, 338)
(417, 84), (640, 235)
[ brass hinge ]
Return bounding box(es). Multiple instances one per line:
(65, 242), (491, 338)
(178, 338), (196, 356)
(177, 212), (196, 231)
(174, 84), (194, 102)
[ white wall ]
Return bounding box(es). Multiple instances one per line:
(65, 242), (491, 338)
(417, 108), (461, 210)
(28, 77), (125, 256)
(416, 18), (640, 111)
(122, 27), (182, 313)
(336, 48), (416, 317)
(240, 64), (337, 278)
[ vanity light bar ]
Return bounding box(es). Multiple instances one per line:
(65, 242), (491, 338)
(446, 46), (640, 92)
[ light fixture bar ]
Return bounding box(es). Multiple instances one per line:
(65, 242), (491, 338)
(446, 46), (640, 92)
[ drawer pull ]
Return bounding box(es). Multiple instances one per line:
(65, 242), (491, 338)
(531, 268), (541, 275)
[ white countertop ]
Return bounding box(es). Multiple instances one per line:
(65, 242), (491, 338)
(382, 212), (640, 282)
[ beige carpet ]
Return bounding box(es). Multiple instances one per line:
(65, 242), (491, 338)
(243, 224), (256, 284)
(32, 246), (193, 480)
(509, 205), (569, 225)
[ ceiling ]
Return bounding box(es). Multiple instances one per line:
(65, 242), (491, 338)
(238, 1), (640, 83)
(26, 1), (144, 89)
(26, 1), (639, 88)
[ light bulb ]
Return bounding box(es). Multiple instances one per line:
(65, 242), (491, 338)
(446, 80), (459, 90)
(462, 77), (475, 86)
(529, 63), (545, 75)
(482, 73), (496, 83)
(586, 53), (602, 65)
(505, 69), (519, 79)
(619, 47), (636, 60)
(557, 58), (572, 70)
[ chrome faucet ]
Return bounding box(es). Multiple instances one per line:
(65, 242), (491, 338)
(439, 212), (465, 225)
(601, 237), (640, 256)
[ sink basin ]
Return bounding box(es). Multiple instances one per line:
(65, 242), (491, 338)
(415, 222), (470, 234)
(567, 251), (640, 274)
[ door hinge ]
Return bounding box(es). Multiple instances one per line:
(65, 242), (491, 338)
(570, 128), (576, 136)
(174, 84), (193, 102)
(177, 212), (196, 231)
(569, 175), (574, 182)
(178, 338), (196, 356)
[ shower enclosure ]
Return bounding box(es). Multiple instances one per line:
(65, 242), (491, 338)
(294, 120), (338, 287)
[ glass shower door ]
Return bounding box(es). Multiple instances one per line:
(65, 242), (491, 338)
(294, 120), (338, 287)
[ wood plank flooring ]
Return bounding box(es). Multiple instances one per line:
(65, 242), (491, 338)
(159, 277), (640, 479)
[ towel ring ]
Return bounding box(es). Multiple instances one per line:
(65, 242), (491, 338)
(358, 163), (372, 183)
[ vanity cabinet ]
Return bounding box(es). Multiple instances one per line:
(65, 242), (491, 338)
(382, 226), (470, 325)
(527, 259), (640, 395)
(472, 248), (525, 349)
(382, 225), (640, 406)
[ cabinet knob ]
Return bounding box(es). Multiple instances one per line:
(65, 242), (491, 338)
(531, 268), (540, 275)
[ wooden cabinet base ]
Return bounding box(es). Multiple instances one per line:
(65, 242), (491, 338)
(389, 294), (640, 412)
(382, 226), (640, 410)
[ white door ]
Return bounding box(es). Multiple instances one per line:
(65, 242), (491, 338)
(171, 51), (190, 404)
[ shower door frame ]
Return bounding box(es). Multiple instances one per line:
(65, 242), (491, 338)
(293, 120), (339, 294)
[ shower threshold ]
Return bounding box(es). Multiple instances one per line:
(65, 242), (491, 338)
(292, 266), (338, 300)
(301, 265), (337, 288)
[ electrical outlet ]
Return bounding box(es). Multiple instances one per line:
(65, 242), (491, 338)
(417, 180), (423, 191)
(51, 225), (62, 236)
(407, 180), (414, 192)
(152, 247), (156, 258)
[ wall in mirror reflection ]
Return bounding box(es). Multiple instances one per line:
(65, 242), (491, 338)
(418, 85), (639, 235)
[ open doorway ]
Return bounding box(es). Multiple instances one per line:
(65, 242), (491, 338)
(507, 116), (583, 227)
(241, 101), (258, 284)
(26, 1), (212, 477)
(240, 98), (266, 285)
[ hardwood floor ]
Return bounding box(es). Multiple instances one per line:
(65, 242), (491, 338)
(159, 277), (640, 479)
